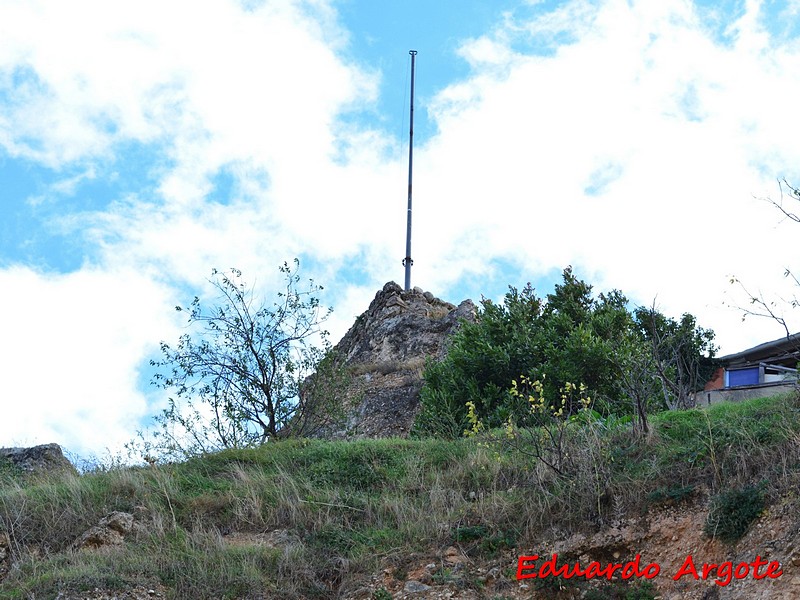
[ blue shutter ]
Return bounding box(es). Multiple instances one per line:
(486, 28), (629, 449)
(727, 367), (759, 387)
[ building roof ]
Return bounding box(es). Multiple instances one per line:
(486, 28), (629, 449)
(720, 332), (800, 368)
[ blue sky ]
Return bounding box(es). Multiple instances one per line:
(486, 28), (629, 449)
(2, 0), (800, 460)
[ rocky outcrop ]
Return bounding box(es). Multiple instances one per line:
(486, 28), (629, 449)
(313, 282), (475, 438)
(0, 444), (77, 476)
(73, 512), (136, 552)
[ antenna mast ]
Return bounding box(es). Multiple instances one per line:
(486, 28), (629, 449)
(403, 50), (417, 291)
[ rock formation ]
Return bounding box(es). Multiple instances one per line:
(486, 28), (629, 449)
(0, 443), (77, 476)
(311, 282), (475, 439)
(73, 511), (137, 552)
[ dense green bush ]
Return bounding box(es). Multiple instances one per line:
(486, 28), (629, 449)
(414, 267), (717, 438)
(704, 484), (765, 543)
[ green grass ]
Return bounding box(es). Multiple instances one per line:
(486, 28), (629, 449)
(1, 392), (798, 598)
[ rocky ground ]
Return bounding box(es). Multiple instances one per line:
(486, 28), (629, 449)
(345, 492), (800, 600)
(33, 493), (797, 599)
(2, 455), (798, 599)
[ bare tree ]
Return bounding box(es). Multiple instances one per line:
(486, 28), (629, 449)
(729, 179), (800, 341)
(134, 260), (345, 461)
(766, 178), (800, 224)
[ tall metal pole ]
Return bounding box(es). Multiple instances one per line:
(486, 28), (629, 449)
(403, 50), (417, 291)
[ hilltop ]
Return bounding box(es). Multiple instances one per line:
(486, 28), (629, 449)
(1, 392), (799, 599)
(307, 281), (475, 439)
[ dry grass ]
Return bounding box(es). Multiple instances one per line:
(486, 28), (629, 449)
(1, 392), (798, 598)
(349, 356), (429, 377)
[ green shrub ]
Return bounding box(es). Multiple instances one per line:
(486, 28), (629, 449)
(414, 268), (717, 438)
(704, 485), (765, 543)
(452, 525), (488, 543)
(373, 588), (392, 600)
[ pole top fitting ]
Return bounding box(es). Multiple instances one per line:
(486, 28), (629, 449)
(409, 50), (418, 55)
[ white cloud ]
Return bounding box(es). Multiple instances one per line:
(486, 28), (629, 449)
(411, 0), (800, 354)
(2, 0), (800, 458)
(0, 266), (177, 457)
(1, 2), (397, 270)
(0, 1), (400, 458)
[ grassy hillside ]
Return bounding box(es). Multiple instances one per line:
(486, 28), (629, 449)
(1, 393), (799, 599)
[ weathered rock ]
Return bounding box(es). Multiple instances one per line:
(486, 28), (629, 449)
(73, 512), (136, 551)
(403, 580), (432, 594)
(310, 282), (475, 438)
(0, 443), (77, 476)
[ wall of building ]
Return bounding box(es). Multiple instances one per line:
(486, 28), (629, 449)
(696, 382), (798, 406)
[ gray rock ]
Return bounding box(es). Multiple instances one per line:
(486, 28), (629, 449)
(403, 580), (432, 593)
(100, 511), (135, 535)
(73, 512), (136, 551)
(306, 282), (475, 438)
(0, 443), (77, 476)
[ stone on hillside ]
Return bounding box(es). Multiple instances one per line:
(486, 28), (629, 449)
(0, 443), (77, 476)
(306, 281), (475, 438)
(403, 580), (432, 594)
(73, 512), (136, 551)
